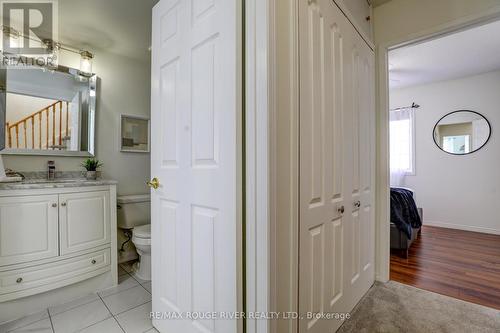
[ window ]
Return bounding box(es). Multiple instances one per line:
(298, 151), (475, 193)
(443, 135), (470, 154)
(390, 109), (415, 174)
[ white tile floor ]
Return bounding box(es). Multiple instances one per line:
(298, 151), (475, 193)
(0, 261), (159, 333)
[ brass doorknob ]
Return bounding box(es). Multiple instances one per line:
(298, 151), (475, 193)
(147, 177), (160, 189)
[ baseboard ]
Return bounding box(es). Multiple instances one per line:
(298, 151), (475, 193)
(424, 220), (500, 235)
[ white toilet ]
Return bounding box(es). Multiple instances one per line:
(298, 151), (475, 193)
(117, 194), (151, 281)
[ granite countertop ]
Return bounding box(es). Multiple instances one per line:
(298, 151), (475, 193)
(0, 171), (117, 190)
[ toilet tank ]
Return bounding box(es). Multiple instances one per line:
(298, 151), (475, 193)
(117, 194), (150, 229)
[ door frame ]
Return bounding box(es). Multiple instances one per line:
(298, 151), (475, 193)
(375, 6), (500, 282)
(245, 0), (273, 332)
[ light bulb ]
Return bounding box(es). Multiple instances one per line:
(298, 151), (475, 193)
(79, 50), (94, 76)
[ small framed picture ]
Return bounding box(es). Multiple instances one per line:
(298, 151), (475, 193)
(120, 115), (150, 153)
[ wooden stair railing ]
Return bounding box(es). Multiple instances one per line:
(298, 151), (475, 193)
(6, 100), (70, 150)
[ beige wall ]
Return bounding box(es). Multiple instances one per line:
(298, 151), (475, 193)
(2, 46), (151, 196)
(438, 122), (472, 145)
(374, 0), (500, 45)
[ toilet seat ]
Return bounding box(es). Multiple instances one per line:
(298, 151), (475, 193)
(131, 236), (151, 246)
(133, 224), (151, 239)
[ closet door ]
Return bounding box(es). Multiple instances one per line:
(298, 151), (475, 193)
(298, 1), (353, 332)
(298, 0), (375, 332)
(347, 31), (375, 308)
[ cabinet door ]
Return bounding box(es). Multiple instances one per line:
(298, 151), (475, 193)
(0, 195), (59, 266)
(59, 191), (110, 255)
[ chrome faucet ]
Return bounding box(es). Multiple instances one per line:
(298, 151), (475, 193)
(47, 161), (55, 180)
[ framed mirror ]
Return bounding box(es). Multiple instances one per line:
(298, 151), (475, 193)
(433, 110), (491, 155)
(120, 115), (150, 153)
(0, 65), (97, 156)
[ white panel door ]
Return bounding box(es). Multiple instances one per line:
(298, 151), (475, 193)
(0, 195), (58, 266)
(349, 30), (375, 305)
(59, 191), (110, 255)
(298, 0), (375, 332)
(298, 1), (353, 332)
(151, 0), (241, 332)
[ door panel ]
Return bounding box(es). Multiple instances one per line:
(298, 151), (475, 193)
(353, 36), (376, 302)
(59, 191), (110, 255)
(299, 0), (375, 332)
(344, 18), (376, 314)
(151, 0), (241, 332)
(299, 1), (352, 332)
(0, 195), (58, 266)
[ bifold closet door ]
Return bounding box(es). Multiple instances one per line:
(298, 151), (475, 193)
(298, 0), (375, 332)
(348, 32), (375, 307)
(298, 1), (353, 332)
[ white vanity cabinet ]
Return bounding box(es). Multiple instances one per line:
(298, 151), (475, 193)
(0, 184), (117, 304)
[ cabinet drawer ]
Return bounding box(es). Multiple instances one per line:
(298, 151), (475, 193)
(0, 248), (110, 301)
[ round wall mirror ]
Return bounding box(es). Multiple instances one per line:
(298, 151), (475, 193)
(433, 110), (491, 155)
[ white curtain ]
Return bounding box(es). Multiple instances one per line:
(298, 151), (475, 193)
(390, 107), (414, 187)
(472, 118), (489, 150)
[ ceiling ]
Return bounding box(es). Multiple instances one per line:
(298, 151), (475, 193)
(389, 19), (500, 89)
(56, 0), (157, 61)
(372, 0), (392, 7)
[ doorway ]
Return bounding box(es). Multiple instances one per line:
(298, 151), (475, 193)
(386, 19), (500, 310)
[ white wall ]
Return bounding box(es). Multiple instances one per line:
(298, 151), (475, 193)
(390, 70), (500, 234)
(1, 24), (151, 196)
(6, 94), (59, 124)
(373, 0), (500, 281)
(5, 94), (62, 150)
(374, 0), (500, 45)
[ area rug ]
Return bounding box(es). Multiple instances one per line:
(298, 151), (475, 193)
(338, 281), (500, 333)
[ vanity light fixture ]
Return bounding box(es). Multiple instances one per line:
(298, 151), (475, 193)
(43, 39), (60, 68)
(79, 50), (94, 77)
(2, 25), (95, 75)
(43, 39), (60, 54)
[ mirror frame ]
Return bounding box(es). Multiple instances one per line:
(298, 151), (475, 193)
(0, 65), (97, 157)
(433, 110), (491, 156)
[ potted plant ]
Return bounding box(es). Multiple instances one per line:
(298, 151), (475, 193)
(81, 158), (103, 180)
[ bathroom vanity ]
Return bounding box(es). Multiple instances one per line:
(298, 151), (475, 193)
(0, 178), (118, 323)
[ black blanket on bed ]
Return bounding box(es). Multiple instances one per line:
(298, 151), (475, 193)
(390, 187), (422, 239)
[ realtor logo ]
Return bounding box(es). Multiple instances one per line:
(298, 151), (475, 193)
(1, 0), (58, 55)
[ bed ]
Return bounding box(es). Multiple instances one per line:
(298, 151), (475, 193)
(390, 187), (423, 258)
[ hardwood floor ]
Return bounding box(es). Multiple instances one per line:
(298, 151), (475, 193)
(390, 225), (500, 310)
